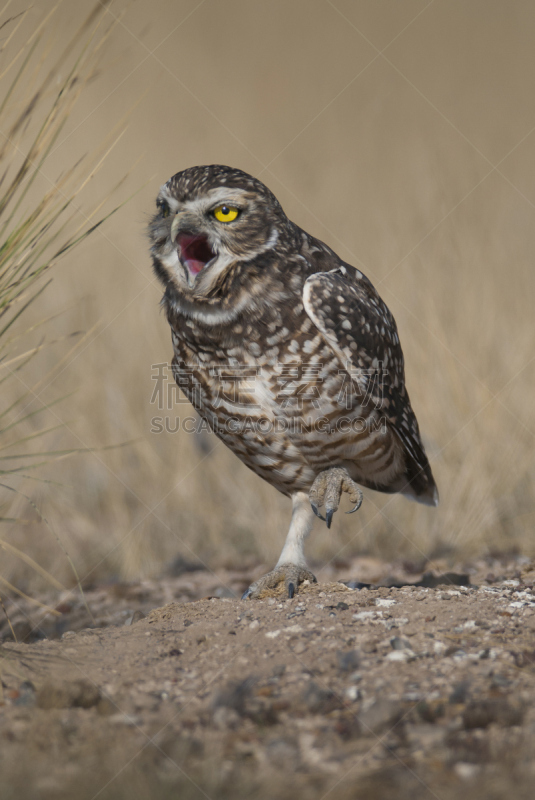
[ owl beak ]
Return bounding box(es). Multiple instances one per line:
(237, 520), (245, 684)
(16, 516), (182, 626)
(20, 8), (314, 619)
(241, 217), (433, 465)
(170, 212), (185, 243)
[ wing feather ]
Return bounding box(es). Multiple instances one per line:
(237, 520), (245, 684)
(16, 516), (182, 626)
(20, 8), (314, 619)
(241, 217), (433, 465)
(302, 262), (438, 505)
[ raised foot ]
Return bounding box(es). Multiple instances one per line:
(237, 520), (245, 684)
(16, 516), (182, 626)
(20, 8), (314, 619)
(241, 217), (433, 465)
(309, 467), (363, 528)
(242, 564), (317, 600)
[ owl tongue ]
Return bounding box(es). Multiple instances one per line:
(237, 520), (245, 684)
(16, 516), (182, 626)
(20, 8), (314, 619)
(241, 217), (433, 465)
(177, 232), (214, 277)
(184, 258), (205, 275)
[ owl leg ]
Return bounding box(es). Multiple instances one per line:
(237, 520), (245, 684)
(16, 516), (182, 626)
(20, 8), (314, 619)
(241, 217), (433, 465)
(309, 467), (363, 529)
(242, 492), (317, 600)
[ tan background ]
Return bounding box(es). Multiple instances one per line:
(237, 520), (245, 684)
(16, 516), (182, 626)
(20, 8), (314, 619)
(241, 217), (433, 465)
(3, 0), (535, 587)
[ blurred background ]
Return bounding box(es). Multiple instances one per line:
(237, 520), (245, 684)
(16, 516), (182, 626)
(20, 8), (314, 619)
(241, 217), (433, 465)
(2, 0), (535, 593)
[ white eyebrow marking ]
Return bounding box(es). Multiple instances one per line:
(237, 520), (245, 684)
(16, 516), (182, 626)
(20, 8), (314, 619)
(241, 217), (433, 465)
(181, 186), (250, 214)
(158, 185), (180, 212)
(159, 185), (250, 217)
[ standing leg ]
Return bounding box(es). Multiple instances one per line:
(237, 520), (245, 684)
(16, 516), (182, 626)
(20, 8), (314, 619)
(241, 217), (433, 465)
(276, 491), (316, 568)
(243, 491), (317, 599)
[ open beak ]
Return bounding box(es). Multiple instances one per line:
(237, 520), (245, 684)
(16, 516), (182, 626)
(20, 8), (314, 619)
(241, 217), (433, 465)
(171, 214), (216, 285)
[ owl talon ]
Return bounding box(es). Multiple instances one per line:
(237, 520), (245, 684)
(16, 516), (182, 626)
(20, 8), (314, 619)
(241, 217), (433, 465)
(311, 503), (326, 522)
(243, 564), (317, 599)
(346, 492), (363, 515)
(309, 467), (363, 526)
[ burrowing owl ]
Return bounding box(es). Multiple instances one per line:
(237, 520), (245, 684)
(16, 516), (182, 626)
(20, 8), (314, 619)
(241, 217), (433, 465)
(149, 165), (438, 598)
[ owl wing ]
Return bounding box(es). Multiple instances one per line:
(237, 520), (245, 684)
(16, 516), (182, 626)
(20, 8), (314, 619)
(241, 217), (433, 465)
(302, 261), (438, 505)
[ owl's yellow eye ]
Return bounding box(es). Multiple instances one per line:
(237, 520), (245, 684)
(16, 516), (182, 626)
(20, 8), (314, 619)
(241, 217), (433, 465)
(213, 205), (239, 223)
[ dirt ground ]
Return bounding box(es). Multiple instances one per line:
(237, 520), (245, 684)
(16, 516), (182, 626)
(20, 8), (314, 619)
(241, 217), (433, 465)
(1, 556), (535, 800)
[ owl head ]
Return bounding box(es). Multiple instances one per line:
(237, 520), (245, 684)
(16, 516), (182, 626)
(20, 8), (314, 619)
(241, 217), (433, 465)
(149, 165), (290, 306)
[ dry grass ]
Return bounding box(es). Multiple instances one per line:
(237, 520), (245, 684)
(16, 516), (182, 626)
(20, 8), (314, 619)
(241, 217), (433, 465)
(1, 0), (535, 593)
(0, 3), (131, 594)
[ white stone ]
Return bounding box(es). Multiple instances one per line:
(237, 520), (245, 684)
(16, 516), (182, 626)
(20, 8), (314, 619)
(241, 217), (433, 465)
(386, 650), (412, 662)
(454, 762), (480, 780)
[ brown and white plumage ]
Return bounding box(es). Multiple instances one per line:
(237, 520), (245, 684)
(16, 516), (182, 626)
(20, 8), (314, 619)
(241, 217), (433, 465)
(149, 165), (438, 597)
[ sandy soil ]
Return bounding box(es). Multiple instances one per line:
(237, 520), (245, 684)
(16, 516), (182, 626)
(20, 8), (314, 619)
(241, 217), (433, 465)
(1, 557), (535, 800)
